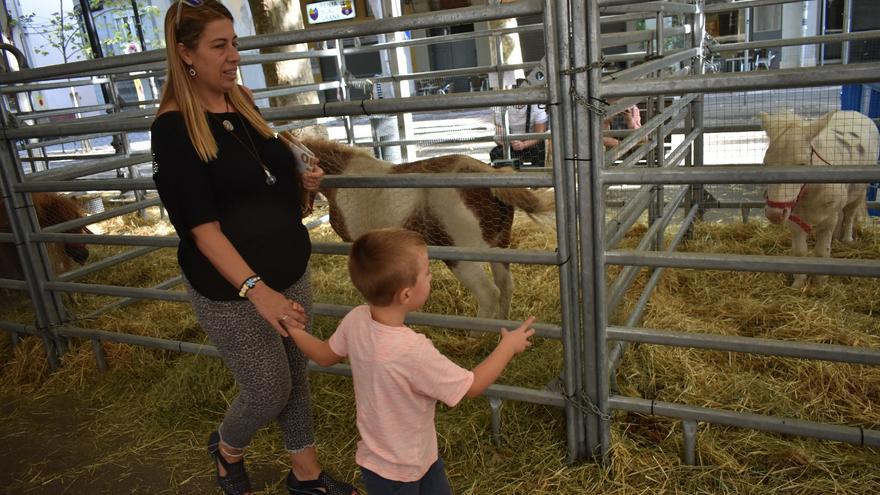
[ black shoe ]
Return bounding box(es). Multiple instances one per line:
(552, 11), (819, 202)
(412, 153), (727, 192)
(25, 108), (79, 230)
(286, 469), (358, 495)
(207, 431), (252, 495)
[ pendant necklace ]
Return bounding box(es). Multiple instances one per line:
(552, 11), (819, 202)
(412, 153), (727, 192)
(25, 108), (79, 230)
(213, 100), (276, 186)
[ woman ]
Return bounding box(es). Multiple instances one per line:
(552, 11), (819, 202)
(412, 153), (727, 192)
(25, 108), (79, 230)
(602, 104), (643, 149)
(151, 2), (357, 494)
(489, 79), (549, 168)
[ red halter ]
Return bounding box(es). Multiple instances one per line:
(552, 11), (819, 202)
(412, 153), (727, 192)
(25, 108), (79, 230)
(765, 184), (810, 233)
(764, 145), (829, 235)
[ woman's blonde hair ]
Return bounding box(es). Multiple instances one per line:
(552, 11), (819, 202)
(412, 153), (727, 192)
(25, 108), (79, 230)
(159, 0), (274, 162)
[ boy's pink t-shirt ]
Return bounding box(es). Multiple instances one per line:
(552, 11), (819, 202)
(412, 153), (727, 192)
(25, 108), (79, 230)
(328, 305), (474, 482)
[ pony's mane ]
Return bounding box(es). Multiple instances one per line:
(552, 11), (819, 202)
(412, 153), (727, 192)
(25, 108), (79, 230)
(300, 138), (378, 175)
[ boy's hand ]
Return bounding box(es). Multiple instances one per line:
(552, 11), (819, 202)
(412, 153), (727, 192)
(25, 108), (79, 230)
(499, 316), (536, 355)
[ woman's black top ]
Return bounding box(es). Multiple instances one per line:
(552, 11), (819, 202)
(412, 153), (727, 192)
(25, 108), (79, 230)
(151, 111), (310, 300)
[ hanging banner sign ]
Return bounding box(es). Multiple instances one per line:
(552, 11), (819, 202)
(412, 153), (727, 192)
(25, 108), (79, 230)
(33, 92), (48, 110)
(305, 0), (356, 24)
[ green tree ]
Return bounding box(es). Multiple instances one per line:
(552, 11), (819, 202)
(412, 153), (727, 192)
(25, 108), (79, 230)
(13, 0), (162, 63)
(14, 1), (90, 63)
(92, 0), (163, 56)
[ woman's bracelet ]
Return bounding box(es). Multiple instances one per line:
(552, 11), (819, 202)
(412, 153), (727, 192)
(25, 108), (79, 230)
(238, 275), (262, 298)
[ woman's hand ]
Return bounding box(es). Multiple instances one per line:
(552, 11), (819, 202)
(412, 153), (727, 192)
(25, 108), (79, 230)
(510, 140), (527, 151)
(246, 282), (307, 337)
(624, 105), (642, 129)
(301, 160), (324, 192)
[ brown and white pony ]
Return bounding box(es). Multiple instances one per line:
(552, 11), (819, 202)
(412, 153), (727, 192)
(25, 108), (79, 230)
(761, 110), (879, 288)
(301, 138), (554, 319)
(0, 192), (91, 280)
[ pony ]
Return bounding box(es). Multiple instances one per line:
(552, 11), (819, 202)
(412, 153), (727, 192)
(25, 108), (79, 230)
(300, 138), (555, 320)
(761, 110), (879, 288)
(0, 192), (91, 280)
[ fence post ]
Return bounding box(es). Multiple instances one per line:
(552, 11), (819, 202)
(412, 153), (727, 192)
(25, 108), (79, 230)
(0, 130), (66, 369)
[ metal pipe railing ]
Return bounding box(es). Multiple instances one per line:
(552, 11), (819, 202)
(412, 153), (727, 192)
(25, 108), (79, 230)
(43, 197), (162, 234)
(606, 203), (700, 374)
(0, 77), (97, 94)
(57, 246), (161, 282)
(83, 276), (184, 321)
(704, 0), (810, 14)
(602, 165), (880, 184)
(707, 29), (880, 54)
(10, 103), (114, 120)
(3, 86), (550, 139)
(602, 48), (700, 83)
(605, 94), (696, 164)
(608, 326), (880, 365)
(349, 62), (540, 87)
(344, 22), (544, 55)
(605, 186), (689, 312)
(600, 1), (699, 15)
(18, 153), (119, 162)
(17, 132), (114, 151)
(601, 62), (880, 97)
(603, 122), (698, 250)
(605, 250), (880, 278)
(601, 25), (690, 49)
(609, 395), (880, 448)
(612, 109), (687, 170)
(24, 153), (150, 182)
(15, 169), (554, 193)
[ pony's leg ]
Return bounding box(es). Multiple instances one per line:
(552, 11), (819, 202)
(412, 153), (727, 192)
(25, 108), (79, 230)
(812, 223), (835, 287)
(449, 260), (500, 319)
(839, 192), (865, 244)
(790, 227), (809, 289)
(490, 262), (513, 320)
(832, 209), (844, 241)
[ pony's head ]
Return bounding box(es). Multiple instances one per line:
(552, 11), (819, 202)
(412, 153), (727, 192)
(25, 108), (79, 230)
(760, 111), (813, 226)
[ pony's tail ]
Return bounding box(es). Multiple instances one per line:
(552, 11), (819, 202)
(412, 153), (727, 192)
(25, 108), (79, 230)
(492, 187), (556, 226)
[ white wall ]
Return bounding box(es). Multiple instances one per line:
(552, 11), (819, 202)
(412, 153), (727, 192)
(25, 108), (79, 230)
(780, 1), (820, 68)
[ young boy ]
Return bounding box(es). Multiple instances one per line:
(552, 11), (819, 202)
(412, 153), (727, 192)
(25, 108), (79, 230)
(285, 227), (535, 494)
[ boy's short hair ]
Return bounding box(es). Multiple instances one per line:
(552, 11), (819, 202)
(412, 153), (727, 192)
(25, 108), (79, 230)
(349, 228), (427, 306)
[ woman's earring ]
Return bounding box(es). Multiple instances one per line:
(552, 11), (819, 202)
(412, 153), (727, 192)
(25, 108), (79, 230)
(188, 64), (197, 77)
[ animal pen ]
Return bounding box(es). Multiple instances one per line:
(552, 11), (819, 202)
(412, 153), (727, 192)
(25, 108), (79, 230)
(1, 0), (878, 470)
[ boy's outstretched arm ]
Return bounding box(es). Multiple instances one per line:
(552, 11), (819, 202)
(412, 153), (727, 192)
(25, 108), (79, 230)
(465, 316), (536, 398)
(284, 325), (344, 368)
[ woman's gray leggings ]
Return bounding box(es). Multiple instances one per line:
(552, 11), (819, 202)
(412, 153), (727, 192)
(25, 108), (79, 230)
(186, 271), (314, 453)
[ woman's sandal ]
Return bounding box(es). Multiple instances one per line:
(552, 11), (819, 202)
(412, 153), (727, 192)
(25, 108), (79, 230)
(207, 431), (253, 495)
(285, 469), (359, 495)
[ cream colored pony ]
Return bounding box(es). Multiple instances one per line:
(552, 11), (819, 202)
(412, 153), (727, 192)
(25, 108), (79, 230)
(301, 138), (555, 319)
(761, 110), (879, 288)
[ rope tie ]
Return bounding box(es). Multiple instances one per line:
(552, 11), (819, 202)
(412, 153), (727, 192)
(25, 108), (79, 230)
(555, 251), (571, 267)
